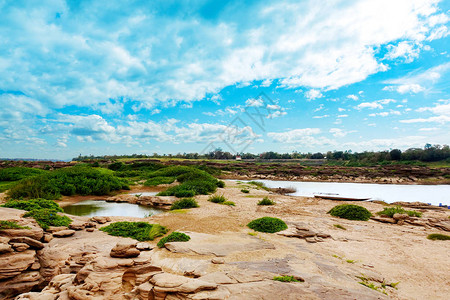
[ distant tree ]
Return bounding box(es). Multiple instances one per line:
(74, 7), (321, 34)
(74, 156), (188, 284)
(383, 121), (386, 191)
(389, 149), (402, 160)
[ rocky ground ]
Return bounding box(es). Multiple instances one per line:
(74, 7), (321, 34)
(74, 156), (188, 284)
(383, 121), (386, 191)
(1, 180), (449, 299)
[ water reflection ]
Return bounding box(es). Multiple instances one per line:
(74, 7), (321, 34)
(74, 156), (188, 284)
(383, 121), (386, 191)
(63, 200), (163, 217)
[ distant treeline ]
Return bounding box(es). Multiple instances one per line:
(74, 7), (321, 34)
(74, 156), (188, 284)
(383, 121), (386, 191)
(73, 144), (450, 163)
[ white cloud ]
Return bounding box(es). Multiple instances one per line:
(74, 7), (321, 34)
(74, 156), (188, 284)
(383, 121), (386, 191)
(267, 111), (287, 119)
(151, 109), (161, 115)
(267, 104), (281, 110)
(314, 104), (324, 112)
(419, 127), (439, 131)
(260, 79), (273, 87)
(246, 98), (264, 107)
(378, 99), (396, 105)
(356, 102), (383, 109)
(384, 41), (421, 63)
(347, 94), (359, 101)
(401, 102), (450, 124)
(383, 84), (425, 94)
(313, 115), (330, 119)
(304, 89), (323, 101)
(337, 114), (349, 118)
(338, 108), (346, 112)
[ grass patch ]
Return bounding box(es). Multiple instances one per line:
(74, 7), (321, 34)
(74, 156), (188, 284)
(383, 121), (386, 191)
(170, 198), (199, 210)
(0, 220), (30, 230)
(248, 181), (270, 191)
(427, 233), (450, 240)
(247, 217), (287, 233)
(222, 201), (235, 206)
(356, 275), (399, 295)
(0, 181), (16, 193)
(144, 176), (176, 186)
(157, 231), (190, 248)
(257, 197), (275, 206)
(346, 259), (356, 264)
(2, 198), (63, 212)
(100, 221), (168, 241)
(0, 167), (48, 181)
(376, 206), (422, 218)
(333, 224), (346, 230)
(8, 166), (129, 200)
(23, 209), (72, 230)
(241, 189), (250, 193)
(273, 275), (303, 283)
(208, 194), (227, 203)
(328, 204), (372, 221)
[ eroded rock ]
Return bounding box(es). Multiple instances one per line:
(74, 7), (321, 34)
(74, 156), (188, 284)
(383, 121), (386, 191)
(110, 242), (140, 258)
(52, 230), (75, 238)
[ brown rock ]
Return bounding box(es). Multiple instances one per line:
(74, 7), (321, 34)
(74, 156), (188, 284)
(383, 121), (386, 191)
(393, 213), (409, 221)
(305, 237), (317, 243)
(86, 228), (95, 232)
(46, 226), (69, 233)
(0, 271), (43, 299)
(52, 230), (76, 238)
(0, 243), (13, 254)
(136, 242), (152, 251)
(370, 216), (396, 224)
(211, 258), (225, 264)
(69, 221), (86, 231)
(0, 250), (36, 280)
(0, 228), (43, 241)
(11, 242), (30, 252)
(150, 273), (217, 293)
(43, 233), (53, 243)
(9, 237), (44, 250)
(91, 216), (111, 224)
(110, 242), (140, 258)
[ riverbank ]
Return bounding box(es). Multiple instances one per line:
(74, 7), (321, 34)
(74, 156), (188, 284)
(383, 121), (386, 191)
(2, 180), (449, 299)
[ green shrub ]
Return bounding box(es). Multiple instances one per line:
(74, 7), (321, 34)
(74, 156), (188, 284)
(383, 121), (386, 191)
(328, 204), (372, 221)
(8, 167), (129, 199)
(273, 275), (303, 282)
(258, 197), (275, 206)
(108, 162), (124, 171)
(0, 220), (30, 230)
(208, 194), (226, 203)
(144, 176), (176, 186)
(2, 198), (63, 212)
(427, 233), (450, 240)
(157, 231), (190, 248)
(217, 180), (225, 188)
(23, 209), (72, 230)
(241, 189), (250, 193)
(222, 201), (235, 206)
(100, 221), (167, 241)
(333, 224), (346, 230)
(170, 198), (199, 210)
(247, 217), (287, 233)
(376, 206), (422, 218)
(248, 181), (270, 191)
(0, 167), (47, 181)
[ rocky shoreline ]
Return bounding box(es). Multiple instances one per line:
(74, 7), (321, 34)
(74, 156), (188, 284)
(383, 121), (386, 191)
(1, 181), (449, 299)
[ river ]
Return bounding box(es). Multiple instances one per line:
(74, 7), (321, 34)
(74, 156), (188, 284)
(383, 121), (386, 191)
(252, 180), (450, 206)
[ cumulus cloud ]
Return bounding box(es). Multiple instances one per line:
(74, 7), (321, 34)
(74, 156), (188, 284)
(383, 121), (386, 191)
(304, 89), (323, 101)
(267, 128), (321, 143)
(384, 41), (421, 63)
(401, 102), (450, 124)
(356, 102), (384, 109)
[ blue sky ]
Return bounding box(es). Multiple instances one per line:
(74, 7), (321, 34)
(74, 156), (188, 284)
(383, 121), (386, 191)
(0, 0), (449, 160)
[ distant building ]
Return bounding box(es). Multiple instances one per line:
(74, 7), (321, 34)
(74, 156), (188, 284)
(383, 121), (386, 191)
(235, 155), (242, 160)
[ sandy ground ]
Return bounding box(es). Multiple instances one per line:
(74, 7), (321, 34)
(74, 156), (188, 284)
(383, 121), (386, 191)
(141, 180), (450, 300)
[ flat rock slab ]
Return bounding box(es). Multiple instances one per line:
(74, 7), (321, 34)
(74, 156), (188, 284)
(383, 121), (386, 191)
(53, 230), (76, 238)
(165, 232), (275, 257)
(9, 237), (44, 250)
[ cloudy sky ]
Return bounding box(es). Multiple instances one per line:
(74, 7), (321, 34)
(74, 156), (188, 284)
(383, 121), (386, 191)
(1, 0), (449, 160)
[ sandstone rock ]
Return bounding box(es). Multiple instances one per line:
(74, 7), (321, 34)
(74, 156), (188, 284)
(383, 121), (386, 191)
(11, 242), (30, 252)
(43, 233), (53, 243)
(52, 230), (75, 238)
(0, 271), (43, 299)
(0, 228), (43, 241)
(150, 273), (217, 293)
(211, 258), (225, 264)
(370, 216), (396, 224)
(393, 213), (409, 221)
(0, 242), (13, 254)
(46, 226), (69, 233)
(86, 228), (95, 232)
(200, 272), (236, 284)
(0, 250), (36, 280)
(91, 216), (111, 224)
(110, 242), (140, 258)
(305, 237), (317, 243)
(9, 237), (44, 250)
(69, 221), (86, 231)
(136, 242), (152, 251)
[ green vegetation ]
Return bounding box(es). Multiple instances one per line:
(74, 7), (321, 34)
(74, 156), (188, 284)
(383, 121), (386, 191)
(100, 221), (168, 241)
(328, 204), (372, 221)
(144, 176), (176, 186)
(376, 206), (422, 218)
(8, 166), (129, 199)
(208, 194), (227, 203)
(222, 201), (235, 206)
(427, 233), (450, 240)
(170, 198), (199, 210)
(356, 275), (399, 295)
(155, 166), (222, 198)
(0, 167), (48, 181)
(273, 276), (303, 282)
(0, 220), (30, 230)
(248, 181), (270, 191)
(23, 209), (72, 230)
(257, 197), (275, 206)
(247, 217), (287, 233)
(157, 231), (190, 248)
(333, 224), (347, 230)
(241, 189), (249, 193)
(2, 198), (63, 212)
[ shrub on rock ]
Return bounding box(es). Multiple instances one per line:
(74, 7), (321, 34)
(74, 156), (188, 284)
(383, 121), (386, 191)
(247, 217), (287, 233)
(376, 206), (422, 218)
(328, 204), (372, 221)
(23, 209), (72, 230)
(100, 221), (168, 241)
(157, 231), (190, 248)
(257, 197), (275, 206)
(2, 198), (63, 212)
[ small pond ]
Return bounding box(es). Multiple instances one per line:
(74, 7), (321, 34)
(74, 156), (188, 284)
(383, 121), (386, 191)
(63, 200), (164, 217)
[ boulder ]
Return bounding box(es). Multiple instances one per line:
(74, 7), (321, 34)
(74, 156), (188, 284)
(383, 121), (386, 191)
(69, 221), (86, 231)
(110, 242), (140, 258)
(46, 226), (69, 233)
(136, 242), (152, 251)
(43, 233), (53, 243)
(52, 230), (76, 238)
(0, 228), (43, 241)
(86, 228), (95, 232)
(9, 237), (44, 250)
(0, 250), (36, 280)
(0, 243), (13, 254)
(11, 243), (30, 252)
(91, 216), (111, 224)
